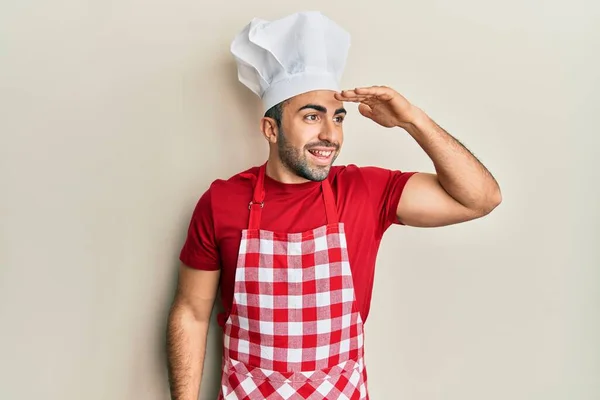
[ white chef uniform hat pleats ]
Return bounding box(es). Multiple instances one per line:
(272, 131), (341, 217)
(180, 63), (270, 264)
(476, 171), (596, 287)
(230, 11), (351, 112)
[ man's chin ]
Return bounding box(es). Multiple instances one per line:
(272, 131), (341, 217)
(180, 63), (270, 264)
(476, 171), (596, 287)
(306, 164), (331, 181)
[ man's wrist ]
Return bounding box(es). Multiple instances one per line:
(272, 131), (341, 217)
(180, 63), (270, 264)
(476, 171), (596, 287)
(397, 106), (432, 136)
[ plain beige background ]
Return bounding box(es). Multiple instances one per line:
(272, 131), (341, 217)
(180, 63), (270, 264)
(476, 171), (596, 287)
(1, 0), (598, 399)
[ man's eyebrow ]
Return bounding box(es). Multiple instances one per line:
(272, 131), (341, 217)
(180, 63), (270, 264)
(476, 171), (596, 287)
(297, 104), (347, 115)
(298, 104), (327, 113)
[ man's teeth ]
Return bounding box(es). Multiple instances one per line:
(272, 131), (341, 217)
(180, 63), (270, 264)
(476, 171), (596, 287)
(310, 150), (332, 157)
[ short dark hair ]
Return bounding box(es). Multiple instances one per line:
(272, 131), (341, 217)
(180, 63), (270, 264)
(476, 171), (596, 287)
(264, 101), (285, 130)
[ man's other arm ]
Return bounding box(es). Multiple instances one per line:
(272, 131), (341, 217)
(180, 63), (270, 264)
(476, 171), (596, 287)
(166, 264), (220, 400)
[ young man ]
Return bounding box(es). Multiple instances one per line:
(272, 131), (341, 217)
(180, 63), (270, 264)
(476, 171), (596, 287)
(167, 11), (501, 400)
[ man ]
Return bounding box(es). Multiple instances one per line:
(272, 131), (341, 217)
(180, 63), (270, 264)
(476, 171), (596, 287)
(167, 11), (501, 400)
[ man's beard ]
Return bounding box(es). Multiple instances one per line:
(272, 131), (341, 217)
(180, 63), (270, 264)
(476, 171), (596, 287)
(277, 129), (338, 182)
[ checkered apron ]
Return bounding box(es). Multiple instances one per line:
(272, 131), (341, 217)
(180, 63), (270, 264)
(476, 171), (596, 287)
(217, 164), (368, 400)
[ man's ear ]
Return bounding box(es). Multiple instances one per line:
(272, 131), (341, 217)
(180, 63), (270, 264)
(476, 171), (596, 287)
(260, 117), (278, 144)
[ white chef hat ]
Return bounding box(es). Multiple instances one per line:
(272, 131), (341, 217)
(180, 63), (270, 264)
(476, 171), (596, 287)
(230, 11), (351, 112)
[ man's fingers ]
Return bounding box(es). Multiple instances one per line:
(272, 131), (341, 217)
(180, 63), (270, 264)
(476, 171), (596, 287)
(347, 86), (395, 101)
(358, 103), (373, 119)
(355, 86), (387, 94)
(339, 96), (370, 102)
(337, 89), (368, 98)
(335, 93), (368, 102)
(336, 90), (377, 101)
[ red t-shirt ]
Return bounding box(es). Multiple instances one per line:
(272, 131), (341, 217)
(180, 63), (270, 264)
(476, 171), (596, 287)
(179, 164), (416, 328)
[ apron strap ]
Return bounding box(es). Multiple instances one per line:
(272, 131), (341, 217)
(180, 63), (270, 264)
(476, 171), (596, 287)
(321, 177), (339, 225)
(248, 163), (267, 230)
(248, 162), (339, 230)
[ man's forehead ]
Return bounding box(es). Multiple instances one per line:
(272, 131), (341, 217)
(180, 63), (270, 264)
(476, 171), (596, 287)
(287, 90), (343, 110)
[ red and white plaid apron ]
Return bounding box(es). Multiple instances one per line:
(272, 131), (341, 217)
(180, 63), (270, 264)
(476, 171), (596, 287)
(218, 163), (368, 400)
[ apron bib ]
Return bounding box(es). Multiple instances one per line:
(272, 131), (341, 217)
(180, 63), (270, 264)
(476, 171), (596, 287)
(218, 163), (369, 400)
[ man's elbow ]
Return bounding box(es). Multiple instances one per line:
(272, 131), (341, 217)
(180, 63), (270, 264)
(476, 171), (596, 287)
(168, 297), (213, 327)
(477, 188), (502, 217)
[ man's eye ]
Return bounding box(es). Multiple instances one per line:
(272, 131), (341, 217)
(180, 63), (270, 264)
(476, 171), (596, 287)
(305, 114), (318, 121)
(334, 116), (345, 123)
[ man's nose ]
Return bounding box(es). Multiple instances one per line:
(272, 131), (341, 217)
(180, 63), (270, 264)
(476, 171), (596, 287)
(318, 118), (339, 144)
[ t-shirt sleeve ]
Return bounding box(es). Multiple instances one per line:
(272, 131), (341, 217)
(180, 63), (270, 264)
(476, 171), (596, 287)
(179, 186), (220, 271)
(360, 166), (417, 237)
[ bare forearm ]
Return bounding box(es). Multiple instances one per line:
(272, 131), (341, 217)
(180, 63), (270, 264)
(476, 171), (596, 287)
(166, 304), (209, 400)
(402, 108), (501, 213)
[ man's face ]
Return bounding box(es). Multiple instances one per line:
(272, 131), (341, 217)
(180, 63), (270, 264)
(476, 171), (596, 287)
(276, 90), (346, 182)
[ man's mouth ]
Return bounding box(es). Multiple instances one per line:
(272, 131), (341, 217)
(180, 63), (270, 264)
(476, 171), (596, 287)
(307, 147), (336, 164)
(308, 149), (334, 158)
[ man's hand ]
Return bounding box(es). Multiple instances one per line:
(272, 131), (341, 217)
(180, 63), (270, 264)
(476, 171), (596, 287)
(334, 86), (420, 128)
